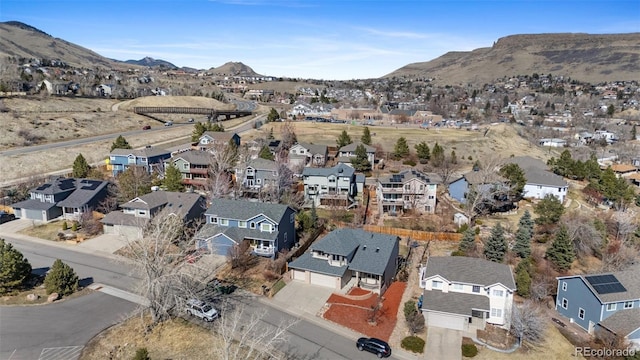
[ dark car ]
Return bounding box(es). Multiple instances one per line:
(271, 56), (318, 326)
(0, 211), (16, 224)
(356, 337), (391, 358)
(142, 125), (151, 130)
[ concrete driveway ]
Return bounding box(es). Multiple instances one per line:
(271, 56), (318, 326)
(272, 280), (335, 317)
(426, 327), (462, 360)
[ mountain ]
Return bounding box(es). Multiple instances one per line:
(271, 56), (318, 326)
(0, 21), (119, 68)
(209, 62), (262, 77)
(124, 57), (178, 69)
(385, 33), (640, 85)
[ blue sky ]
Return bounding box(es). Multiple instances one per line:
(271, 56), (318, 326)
(1, 0), (638, 80)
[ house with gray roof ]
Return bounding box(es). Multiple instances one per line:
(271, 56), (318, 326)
(196, 131), (241, 150)
(337, 143), (376, 165)
(109, 146), (172, 177)
(448, 171), (508, 204)
(506, 156), (568, 203)
(288, 228), (399, 294)
(418, 256), (516, 331)
(194, 199), (296, 257)
(556, 271), (640, 349)
(165, 149), (213, 188)
(301, 163), (362, 208)
(12, 177), (110, 222)
(101, 191), (206, 239)
(377, 169), (437, 215)
(289, 142), (328, 168)
(237, 158), (280, 192)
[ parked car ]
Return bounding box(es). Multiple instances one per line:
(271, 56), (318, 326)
(188, 118), (195, 122)
(142, 125), (151, 130)
(165, 121), (173, 126)
(356, 337), (391, 358)
(185, 299), (219, 322)
(0, 211), (16, 224)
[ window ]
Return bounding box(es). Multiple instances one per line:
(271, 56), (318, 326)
(284, 233), (287, 243)
(491, 308), (502, 317)
(182, 163), (188, 170)
(420, 185), (424, 190)
(624, 301), (633, 309)
(405, 184), (410, 190)
(250, 222), (256, 229)
(211, 217), (218, 224)
(329, 177), (336, 183)
(261, 223), (272, 232)
(606, 303), (616, 311)
(404, 195), (410, 201)
(472, 286), (481, 293)
(562, 282), (567, 291)
(578, 308), (585, 319)
(220, 219), (228, 226)
(562, 298), (568, 309)
(452, 283), (464, 291)
(238, 221), (247, 228)
(432, 280), (442, 289)
(428, 195), (434, 199)
(492, 289), (504, 297)
(290, 214), (295, 223)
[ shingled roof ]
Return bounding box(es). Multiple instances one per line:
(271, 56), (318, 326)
(424, 256), (516, 290)
(204, 198), (292, 223)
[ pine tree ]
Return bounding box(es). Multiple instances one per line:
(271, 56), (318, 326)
(361, 126), (372, 145)
(484, 223), (507, 262)
(110, 135), (132, 151)
(44, 259), (78, 296)
(458, 227), (476, 254)
(519, 210), (534, 236)
(393, 137), (410, 159)
(534, 194), (564, 225)
(414, 141), (430, 163)
(351, 144), (371, 171)
(309, 201), (318, 228)
(0, 239), (32, 294)
(431, 143), (445, 167)
(267, 108), (280, 122)
(515, 262), (532, 298)
(513, 213), (533, 259)
(72, 153), (91, 178)
(336, 130), (352, 148)
(163, 162), (185, 192)
(546, 226), (575, 271)
(258, 145), (275, 160)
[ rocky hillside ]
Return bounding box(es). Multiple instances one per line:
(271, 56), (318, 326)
(208, 61), (262, 77)
(385, 33), (640, 85)
(124, 57), (178, 69)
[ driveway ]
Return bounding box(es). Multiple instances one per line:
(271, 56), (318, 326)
(272, 280), (335, 317)
(425, 327), (462, 360)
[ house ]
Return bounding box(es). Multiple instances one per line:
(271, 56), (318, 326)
(448, 171), (507, 204)
(418, 256), (516, 331)
(101, 191), (206, 239)
(539, 138), (567, 147)
(337, 143), (376, 165)
(301, 163), (361, 208)
(237, 158), (279, 192)
(96, 84), (113, 97)
(165, 149), (212, 188)
(505, 156), (569, 203)
(377, 169), (437, 215)
(109, 146), (172, 177)
(288, 228), (399, 294)
(289, 142), (328, 167)
(556, 271), (640, 348)
(196, 131), (241, 150)
(609, 164), (638, 178)
(12, 177), (109, 222)
(194, 199), (296, 257)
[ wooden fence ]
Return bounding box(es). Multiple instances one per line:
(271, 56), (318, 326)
(363, 225), (462, 242)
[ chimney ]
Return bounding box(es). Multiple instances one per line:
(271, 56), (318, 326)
(363, 245), (367, 250)
(376, 247), (380, 252)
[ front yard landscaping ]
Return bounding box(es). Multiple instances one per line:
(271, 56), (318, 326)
(322, 281), (406, 341)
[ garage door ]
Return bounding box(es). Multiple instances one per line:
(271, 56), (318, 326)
(292, 270), (306, 282)
(310, 272), (337, 289)
(426, 312), (466, 331)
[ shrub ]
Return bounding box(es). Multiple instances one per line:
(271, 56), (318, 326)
(403, 300), (417, 319)
(271, 279), (286, 295)
(461, 343), (478, 357)
(62, 221), (68, 230)
(71, 222), (78, 231)
(402, 159), (417, 166)
(44, 259), (78, 296)
(401, 336), (425, 353)
(457, 223), (469, 233)
(451, 250), (466, 256)
(132, 347), (150, 360)
(0, 239), (32, 294)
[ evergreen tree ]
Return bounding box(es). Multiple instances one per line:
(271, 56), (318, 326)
(44, 259), (79, 296)
(431, 143), (445, 167)
(110, 135), (132, 151)
(361, 126), (372, 145)
(163, 162), (185, 192)
(309, 201), (318, 229)
(414, 141), (430, 163)
(632, 125), (637, 140)
(546, 226), (575, 271)
(450, 150), (457, 164)
(513, 226), (532, 258)
(336, 130), (352, 148)
(519, 210), (534, 235)
(458, 227), (476, 254)
(534, 194), (564, 225)
(191, 122), (207, 142)
(0, 239), (32, 294)
(484, 223), (507, 262)
(258, 145), (275, 160)
(267, 108), (280, 123)
(393, 137), (410, 159)
(499, 163), (526, 200)
(515, 260), (532, 298)
(351, 144), (372, 171)
(72, 153), (91, 178)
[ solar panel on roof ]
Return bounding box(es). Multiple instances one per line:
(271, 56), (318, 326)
(585, 274), (626, 295)
(585, 274), (617, 285)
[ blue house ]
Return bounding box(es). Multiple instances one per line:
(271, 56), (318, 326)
(109, 146), (172, 177)
(194, 199), (296, 257)
(448, 171), (507, 204)
(556, 271), (640, 348)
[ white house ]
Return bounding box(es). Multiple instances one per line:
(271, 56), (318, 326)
(419, 256), (516, 331)
(539, 138), (567, 147)
(376, 169), (437, 215)
(506, 156), (569, 203)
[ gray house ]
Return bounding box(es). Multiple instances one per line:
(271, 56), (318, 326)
(556, 271), (640, 348)
(289, 142), (328, 167)
(197, 131), (241, 150)
(237, 158), (279, 192)
(448, 171), (507, 204)
(12, 178), (109, 222)
(301, 163), (362, 208)
(337, 142), (376, 164)
(194, 199), (296, 257)
(419, 256), (516, 331)
(288, 228), (399, 294)
(101, 191), (206, 239)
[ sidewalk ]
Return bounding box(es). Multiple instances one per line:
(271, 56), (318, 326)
(260, 295), (422, 360)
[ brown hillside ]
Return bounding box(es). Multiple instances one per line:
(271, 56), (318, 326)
(385, 33), (640, 85)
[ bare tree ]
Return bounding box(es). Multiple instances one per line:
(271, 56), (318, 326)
(563, 212), (603, 258)
(601, 240), (639, 272)
(116, 165), (154, 202)
(530, 278), (551, 303)
(609, 211), (637, 243)
(123, 211), (207, 326)
(279, 121), (297, 150)
(426, 153), (461, 187)
(210, 302), (297, 360)
(207, 143), (238, 200)
(510, 301), (546, 346)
